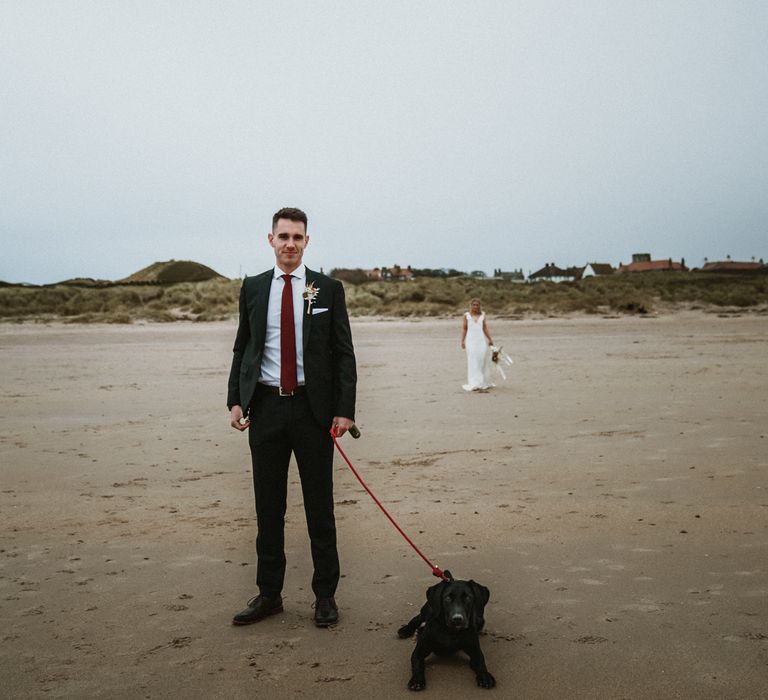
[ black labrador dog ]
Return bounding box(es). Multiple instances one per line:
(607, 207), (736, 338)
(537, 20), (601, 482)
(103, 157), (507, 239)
(397, 576), (495, 691)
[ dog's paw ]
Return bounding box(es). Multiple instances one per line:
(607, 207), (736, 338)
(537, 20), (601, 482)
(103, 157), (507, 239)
(408, 674), (426, 691)
(476, 670), (496, 689)
(397, 624), (414, 639)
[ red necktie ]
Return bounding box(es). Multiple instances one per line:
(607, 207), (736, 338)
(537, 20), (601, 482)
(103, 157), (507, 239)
(280, 274), (298, 393)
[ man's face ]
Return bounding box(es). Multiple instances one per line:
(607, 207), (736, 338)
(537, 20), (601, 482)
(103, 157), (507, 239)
(269, 218), (309, 272)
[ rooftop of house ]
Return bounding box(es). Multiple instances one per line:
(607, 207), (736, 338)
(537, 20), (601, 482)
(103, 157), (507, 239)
(701, 260), (764, 272)
(617, 260), (687, 273)
(585, 263), (615, 275)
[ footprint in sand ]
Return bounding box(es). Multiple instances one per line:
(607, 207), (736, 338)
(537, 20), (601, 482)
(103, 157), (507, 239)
(573, 635), (608, 644)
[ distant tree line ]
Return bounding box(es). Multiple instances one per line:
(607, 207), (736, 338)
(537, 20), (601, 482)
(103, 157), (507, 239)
(328, 268), (369, 284)
(410, 267), (466, 278)
(329, 266), (470, 284)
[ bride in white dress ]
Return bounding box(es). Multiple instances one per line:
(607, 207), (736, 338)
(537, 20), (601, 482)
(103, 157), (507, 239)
(460, 298), (495, 391)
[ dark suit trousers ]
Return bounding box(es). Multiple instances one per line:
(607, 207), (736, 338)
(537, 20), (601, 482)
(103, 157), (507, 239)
(248, 389), (339, 598)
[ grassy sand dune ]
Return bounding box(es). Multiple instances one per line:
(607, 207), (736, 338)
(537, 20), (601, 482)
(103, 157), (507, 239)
(118, 259), (225, 284)
(0, 272), (766, 323)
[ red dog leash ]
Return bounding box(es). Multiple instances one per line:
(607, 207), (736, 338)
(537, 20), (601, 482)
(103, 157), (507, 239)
(330, 428), (450, 582)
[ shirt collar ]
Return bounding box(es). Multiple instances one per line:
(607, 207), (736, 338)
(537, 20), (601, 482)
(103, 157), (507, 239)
(274, 264), (306, 281)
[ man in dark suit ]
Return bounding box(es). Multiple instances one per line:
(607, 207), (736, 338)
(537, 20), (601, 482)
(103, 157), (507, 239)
(227, 207), (357, 627)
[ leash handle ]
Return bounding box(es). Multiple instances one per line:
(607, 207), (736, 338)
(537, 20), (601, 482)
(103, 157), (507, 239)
(330, 428), (451, 583)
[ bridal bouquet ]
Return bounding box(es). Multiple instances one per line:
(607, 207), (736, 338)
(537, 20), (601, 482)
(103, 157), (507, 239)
(489, 345), (513, 380)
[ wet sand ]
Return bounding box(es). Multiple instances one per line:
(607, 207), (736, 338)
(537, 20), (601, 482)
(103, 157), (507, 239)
(1, 314), (766, 698)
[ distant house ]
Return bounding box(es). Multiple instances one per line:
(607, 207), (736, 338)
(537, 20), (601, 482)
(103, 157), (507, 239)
(529, 263), (577, 283)
(391, 265), (414, 281)
(579, 263), (615, 279)
(369, 265), (414, 281)
(617, 257), (688, 273)
(494, 268), (525, 282)
(700, 259), (766, 273)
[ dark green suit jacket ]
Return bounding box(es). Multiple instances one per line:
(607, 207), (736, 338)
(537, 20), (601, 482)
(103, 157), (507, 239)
(227, 268), (357, 428)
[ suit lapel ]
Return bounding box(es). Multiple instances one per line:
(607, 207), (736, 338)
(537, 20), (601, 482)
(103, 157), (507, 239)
(302, 268), (316, 352)
(253, 270), (272, 345)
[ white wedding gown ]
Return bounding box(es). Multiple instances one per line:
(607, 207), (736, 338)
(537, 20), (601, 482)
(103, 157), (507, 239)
(463, 312), (494, 391)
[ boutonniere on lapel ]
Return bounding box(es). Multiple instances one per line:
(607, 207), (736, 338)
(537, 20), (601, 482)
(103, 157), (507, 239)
(303, 282), (319, 315)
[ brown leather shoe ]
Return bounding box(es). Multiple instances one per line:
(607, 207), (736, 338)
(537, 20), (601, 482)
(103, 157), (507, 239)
(232, 594), (283, 625)
(314, 597), (339, 627)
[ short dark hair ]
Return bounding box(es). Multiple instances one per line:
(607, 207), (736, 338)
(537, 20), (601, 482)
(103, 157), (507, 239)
(272, 207), (308, 231)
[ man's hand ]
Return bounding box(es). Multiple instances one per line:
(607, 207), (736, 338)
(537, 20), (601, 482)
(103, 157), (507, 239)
(230, 405), (250, 431)
(331, 416), (354, 438)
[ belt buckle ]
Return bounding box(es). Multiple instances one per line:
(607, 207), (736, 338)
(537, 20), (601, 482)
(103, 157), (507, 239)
(278, 386), (293, 397)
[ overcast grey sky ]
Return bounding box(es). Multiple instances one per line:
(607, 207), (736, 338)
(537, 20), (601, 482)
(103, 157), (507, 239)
(1, 1), (766, 284)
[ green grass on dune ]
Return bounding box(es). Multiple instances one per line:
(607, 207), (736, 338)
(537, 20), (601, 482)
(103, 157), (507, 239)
(0, 272), (765, 323)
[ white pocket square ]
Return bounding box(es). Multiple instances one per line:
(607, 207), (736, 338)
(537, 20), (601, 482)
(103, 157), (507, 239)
(312, 307), (329, 315)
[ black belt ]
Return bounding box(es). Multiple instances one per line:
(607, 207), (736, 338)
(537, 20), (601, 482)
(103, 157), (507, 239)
(257, 383), (306, 397)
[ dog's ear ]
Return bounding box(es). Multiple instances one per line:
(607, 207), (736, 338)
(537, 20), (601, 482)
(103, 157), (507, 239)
(426, 581), (445, 619)
(469, 581), (490, 607)
(469, 581), (490, 631)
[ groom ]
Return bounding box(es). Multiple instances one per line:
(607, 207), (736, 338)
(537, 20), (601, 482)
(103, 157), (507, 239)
(227, 207), (357, 627)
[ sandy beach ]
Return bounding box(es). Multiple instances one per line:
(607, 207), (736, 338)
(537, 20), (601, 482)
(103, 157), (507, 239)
(1, 314), (766, 699)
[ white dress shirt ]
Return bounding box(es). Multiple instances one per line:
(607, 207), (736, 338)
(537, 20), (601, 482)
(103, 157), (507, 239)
(259, 264), (306, 387)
